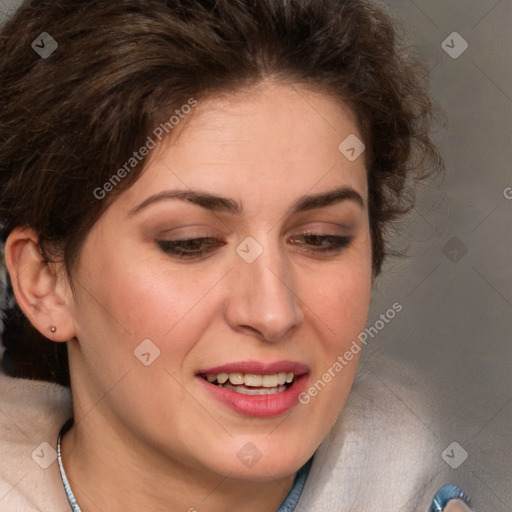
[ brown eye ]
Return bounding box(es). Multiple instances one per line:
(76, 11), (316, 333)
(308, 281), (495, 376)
(157, 237), (226, 259)
(288, 234), (353, 254)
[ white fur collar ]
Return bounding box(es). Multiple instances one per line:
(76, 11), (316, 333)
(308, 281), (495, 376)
(0, 360), (448, 511)
(297, 363), (441, 511)
(0, 370), (72, 511)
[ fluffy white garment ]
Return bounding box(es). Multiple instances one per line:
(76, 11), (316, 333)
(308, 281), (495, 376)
(0, 360), (468, 511)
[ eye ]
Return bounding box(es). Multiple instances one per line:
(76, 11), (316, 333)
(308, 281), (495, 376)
(288, 233), (353, 255)
(157, 237), (226, 259)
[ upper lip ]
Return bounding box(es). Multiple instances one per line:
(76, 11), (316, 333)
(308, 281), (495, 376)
(197, 360), (309, 376)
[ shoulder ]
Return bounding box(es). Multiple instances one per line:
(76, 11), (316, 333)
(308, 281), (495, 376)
(0, 370), (72, 511)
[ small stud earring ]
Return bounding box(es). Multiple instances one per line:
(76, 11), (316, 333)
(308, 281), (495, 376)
(50, 326), (57, 333)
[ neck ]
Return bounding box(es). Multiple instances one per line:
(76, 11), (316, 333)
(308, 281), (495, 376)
(60, 417), (296, 512)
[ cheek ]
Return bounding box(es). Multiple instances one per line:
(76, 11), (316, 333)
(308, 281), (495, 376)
(299, 254), (372, 402)
(311, 283), (370, 389)
(306, 259), (372, 340)
(74, 247), (229, 367)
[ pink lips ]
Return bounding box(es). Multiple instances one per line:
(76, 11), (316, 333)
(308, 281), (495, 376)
(196, 360), (309, 418)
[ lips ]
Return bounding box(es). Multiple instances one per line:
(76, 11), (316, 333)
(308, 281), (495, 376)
(196, 361), (309, 417)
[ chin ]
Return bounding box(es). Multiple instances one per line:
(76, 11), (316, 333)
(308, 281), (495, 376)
(204, 434), (316, 482)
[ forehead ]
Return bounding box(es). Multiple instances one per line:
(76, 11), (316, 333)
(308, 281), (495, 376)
(119, 81), (367, 209)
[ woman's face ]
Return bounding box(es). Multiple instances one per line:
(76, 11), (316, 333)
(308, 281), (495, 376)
(66, 81), (373, 480)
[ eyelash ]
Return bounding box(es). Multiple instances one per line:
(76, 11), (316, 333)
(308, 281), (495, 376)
(157, 237), (226, 259)
(156, 234), (352, 260)
(288, 233), (352, 254)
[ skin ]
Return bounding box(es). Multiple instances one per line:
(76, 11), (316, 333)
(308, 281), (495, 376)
(444, 501), (473, 512)
(7, 81), (373, 511)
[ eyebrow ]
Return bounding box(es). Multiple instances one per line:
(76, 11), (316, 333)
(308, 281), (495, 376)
(128, 185), (364, 216)
(290, 186), (364, 212)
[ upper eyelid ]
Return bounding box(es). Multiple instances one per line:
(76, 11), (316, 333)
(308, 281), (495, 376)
(149, 209), (358, 237)
(156, 220), (353, 236)
(157, 232), (349, 241)
(157, 234), (352, 248)
(156, 234), (353, 260)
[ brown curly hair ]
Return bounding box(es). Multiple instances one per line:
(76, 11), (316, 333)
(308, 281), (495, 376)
(0, 0), (443, 386)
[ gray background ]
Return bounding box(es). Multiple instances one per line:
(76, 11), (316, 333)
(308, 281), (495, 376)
(0, 0), (510, 510)
(364, 1), (512, 511)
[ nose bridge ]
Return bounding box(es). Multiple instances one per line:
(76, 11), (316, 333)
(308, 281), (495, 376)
(229, 239), (303, 340)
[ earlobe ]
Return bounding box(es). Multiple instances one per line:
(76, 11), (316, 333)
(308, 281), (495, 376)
(5, 228), (76, 343)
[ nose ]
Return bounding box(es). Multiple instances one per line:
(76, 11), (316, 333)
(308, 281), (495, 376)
(225, 242), (304, 342)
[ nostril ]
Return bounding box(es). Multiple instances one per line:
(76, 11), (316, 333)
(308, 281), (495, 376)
(238, 325), (263, 337)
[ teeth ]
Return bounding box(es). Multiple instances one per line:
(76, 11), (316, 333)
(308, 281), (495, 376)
(222, 381), (287, 395)
(261, 374), (278, 387)
(204, 372), (296, 388)
(244, 374), (263, 387)
(228, 373), (244, 385)
(217, 373), (229, 384)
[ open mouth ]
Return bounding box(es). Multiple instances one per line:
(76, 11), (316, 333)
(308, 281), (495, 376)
(200, 372), (297, 396)
(196, 363), (309, 416)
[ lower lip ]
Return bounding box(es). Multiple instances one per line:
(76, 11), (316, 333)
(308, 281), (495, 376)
(197, 374), (309, 417)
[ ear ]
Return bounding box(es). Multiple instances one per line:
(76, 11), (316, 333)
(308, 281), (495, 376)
(5, 228), (77, 342)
